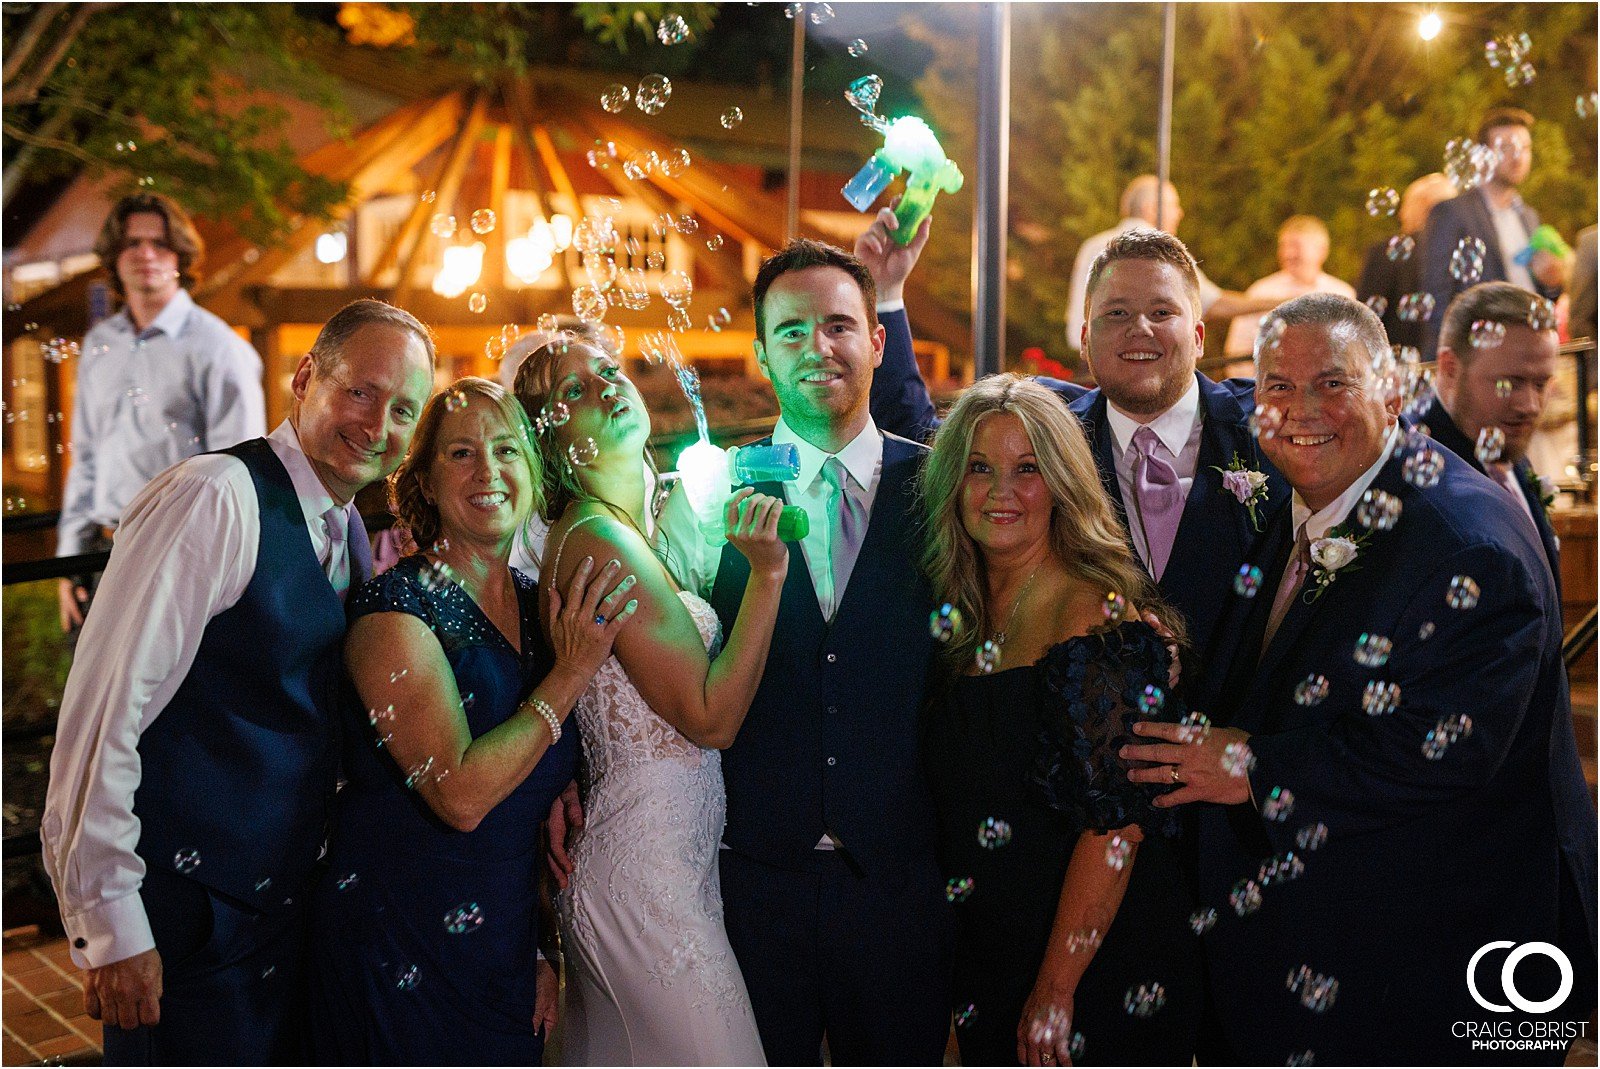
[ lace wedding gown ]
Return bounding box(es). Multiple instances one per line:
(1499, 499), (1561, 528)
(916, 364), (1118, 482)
(554, 521), (766, 1066)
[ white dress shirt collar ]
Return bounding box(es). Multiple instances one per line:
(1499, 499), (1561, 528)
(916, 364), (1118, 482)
(121, 288), (196, 339)
(1291, 422), (1402, 540)
(774, 414), (883, 493)
(270, 419), (344, 530)
(1106, 374), (1201, 460)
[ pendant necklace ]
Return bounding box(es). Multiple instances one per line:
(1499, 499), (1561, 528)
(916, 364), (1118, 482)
(975, 564), (1041, 675)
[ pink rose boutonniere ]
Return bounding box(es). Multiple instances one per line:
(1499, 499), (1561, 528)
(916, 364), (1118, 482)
(1213, 454), (1271, 531)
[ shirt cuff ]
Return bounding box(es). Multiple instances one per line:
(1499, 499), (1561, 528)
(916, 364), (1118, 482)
(875, 298), (905, 314)
(63, 891), (155, 969)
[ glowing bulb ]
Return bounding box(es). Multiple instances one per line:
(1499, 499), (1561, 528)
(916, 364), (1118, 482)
(550, 214), (574, 252)
(314, 231), (348, 264)
(1418, 11), (1442, 41)
(505, 237), (552, 283)
(432, 242), (485, 299)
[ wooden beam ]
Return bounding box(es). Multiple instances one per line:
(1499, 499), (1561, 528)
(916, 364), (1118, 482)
(500, 85), (575, 292)
(394, 90), (489, 306)
(531, 124), (578, 215)
(366, 95), (479, 286)
(482, 124), (512, 292)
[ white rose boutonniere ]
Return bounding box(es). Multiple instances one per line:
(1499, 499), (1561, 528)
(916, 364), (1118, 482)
(1304, 524), (1373, 603)
(1212, 454), (1271, 531)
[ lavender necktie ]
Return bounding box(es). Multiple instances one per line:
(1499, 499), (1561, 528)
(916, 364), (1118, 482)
(1262, 525), (1311, 654)
(822, 457), (865, 619)
(1131, 425), (1183, 580)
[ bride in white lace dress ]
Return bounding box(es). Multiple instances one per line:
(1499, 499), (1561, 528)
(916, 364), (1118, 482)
(518, 339), (786, 1066)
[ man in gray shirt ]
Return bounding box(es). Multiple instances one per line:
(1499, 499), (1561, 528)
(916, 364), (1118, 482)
(57, 193), (265, 631)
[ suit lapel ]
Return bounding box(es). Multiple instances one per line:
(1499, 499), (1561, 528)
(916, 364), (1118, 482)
(1073, 391), (1138, 562)
(1467, 190), (1510, 281)
(1514, 459), (1562, 589)
(1164, 381), (1254, 590)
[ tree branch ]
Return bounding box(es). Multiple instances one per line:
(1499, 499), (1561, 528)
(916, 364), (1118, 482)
(0, 109), (71, 209)
(5, 3), (108, 108)
(2, 3), (65, 87)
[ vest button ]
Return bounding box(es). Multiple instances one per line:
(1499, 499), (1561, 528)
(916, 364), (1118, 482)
(827, 706), (838, 715)
(826, 653), (837, 663)
(73, 937), (87, 949)
(827, 756), (837, 766)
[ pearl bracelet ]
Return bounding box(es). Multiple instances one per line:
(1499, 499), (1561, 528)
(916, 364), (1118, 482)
(527, 697), (561, 744)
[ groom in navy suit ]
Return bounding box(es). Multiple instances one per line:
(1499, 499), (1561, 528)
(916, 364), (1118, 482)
(668, 239), (951, 1064)
(1124, 293), (1597, 1063)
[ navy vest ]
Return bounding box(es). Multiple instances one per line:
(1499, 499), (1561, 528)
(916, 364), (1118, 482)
(133, 439), (348, 911)
(709, 434), (939, 873)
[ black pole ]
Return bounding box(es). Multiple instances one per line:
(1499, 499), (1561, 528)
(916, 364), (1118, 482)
(972, 2), (1011, 378)
(1155, 3), (1176, 230)
(786, 11), (806, 242)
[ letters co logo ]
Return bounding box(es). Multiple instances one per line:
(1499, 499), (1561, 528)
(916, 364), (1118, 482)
(1467, 941), (1573, 1014)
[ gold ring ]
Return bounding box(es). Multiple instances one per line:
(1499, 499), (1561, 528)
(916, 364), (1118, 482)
(1170, 765), (1182, 784)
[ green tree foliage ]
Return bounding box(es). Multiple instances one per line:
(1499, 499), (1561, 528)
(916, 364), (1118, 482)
(907, 3), (1598, 366)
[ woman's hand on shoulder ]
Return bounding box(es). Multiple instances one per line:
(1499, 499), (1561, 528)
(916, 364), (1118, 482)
(723, 487), (788, 581)
(546, 552), (638, 681)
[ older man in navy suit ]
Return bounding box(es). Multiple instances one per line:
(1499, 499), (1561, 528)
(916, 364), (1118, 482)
(869, 225), (1289, 678)
(1125, 292), (1596, 1064)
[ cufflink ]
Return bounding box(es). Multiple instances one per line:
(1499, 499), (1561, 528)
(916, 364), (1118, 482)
(73, 937), (86, 949)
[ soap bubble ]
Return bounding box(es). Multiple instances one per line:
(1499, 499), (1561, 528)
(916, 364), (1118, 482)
(656, 14), (689, 44)
(588, 141), (617, 170)
(660, 149), (691, 178)
(1261, 786), (1295, 822)
(1449, 237), (1486, 284)
(1105, 834), (1132, 871)
(1418, 621), (1436, 641)
(336, 872), (360, 891)
(1385, 235), (1415, 262)
(1230, 877), (1263, 916)
(405, 757), (435, 788)
(976, 817), (1013, 849)
(1353, 632), (1393, 668)
(1396, 292), (1435, 322)
(1189, 907), (1218, 935)
(568, 437), (601, 467)
(846, 74), (883, 116)
(1258, 850), (1305, 886)
(1177, 710), (1212, 745)
(443, 902), (485, 934)
(572, 285), (609, 323)
(784, 2), (803, 17)
(430, 214), (456, 238)
(1250, 404), (1284, 441)
(1065, 927), (1103, 953)
(810, 2), (834, 23)
(944, 876), (975, 903)
(1422, 712), (1474, 760)
(1364, 295), (1389, 318)
(1228, 565), (1264, 602)
(1294, 674), (1330, 706)
(1102, 591), (1128, 624)
(469, 209), (496, 235)
(467, 292), (487, 314)
(1474, 425), (1505, 465)
(254, 877), (273, 892)
(645, 250), (666, 270)
(393, 964), (421, 991)
(1446, 575), (1481, 610)
(583, 254), (619, 291)
(1028, 1004), (1071, 1045)
(659, 270), (693, 307)
(708, 307), (732, 332)
(955, 1004), (977, 1028)
(1365, 187), (1400, 217)
(616, 268), (651, 310)
(1354, 488), (1401, 531)
(1221, 740), (1256, 778)
(1444, 137), (1496, 191)
(1494, 377), (1514, 399)
(600, 84), (630, 113)
(930, 603), (964, 642)
(1580, 92), (1600, 119)
(1361, 680), (1401, 716)
(1124, 982), (1167, 1018)
(974, 639), (1001, 675)
(535, 312), (560, 334)
(622, 155), (652, 181)
(1295, 822), (1329, 851)
(1402, 446), (1444, 489)
(573, 216), (616, 256)
(1527, 296), (1557, 331)
(720, 106), (744, 129)
(1289, 1051), (1316, 1067)
(848, 38), (869, 57)
(1468, 320), (1507, 349)
(636, 74), (672, 115)
(1287, 968), (1339, 1013)
(1504, 61), (1535, 87)
(421, 190), (437, 203)
(540, 401), (570, 429)
(666, 307), (693, 333)
(1137, 685), (1165, 716)
(173, 848), (201, 874)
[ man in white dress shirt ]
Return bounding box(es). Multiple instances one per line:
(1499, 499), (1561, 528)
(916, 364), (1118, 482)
(57, 194), (265, 632)
(41, 299), (435, 1064)
(1223, 215), (1357, 361)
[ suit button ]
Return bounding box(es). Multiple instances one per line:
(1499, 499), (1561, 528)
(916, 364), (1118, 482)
(827, 706), (838, 715)
(827, 756), (837, 766)
(826, 653), (837, 663)
(73, 937), (86, 949)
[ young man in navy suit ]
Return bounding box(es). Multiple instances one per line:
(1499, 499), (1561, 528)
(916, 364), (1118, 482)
(1125, 293), (1596, 1064)
(1426, 281), (1563, 585)
(659, 238), (952, 1065)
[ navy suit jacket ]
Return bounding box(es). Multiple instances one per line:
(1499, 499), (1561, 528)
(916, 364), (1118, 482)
(1420, 396), (1561, 594)
(1197, 443), (1597, 1063)
(1419, 189), (1556, 356)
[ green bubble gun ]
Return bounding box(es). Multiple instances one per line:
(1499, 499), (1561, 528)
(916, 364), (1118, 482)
(841, 115), (965, 245)
(1514, 224), (1572, 268)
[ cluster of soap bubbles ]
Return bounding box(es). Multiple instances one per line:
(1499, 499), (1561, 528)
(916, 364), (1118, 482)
(42, 337), (79, 363)
(1422, 712), (1474, 760)
(1449, 236), (1486, 284)
(1287, 967), (1340, 1013)
(1261, 787), (1295, 822)
(1123, 982), (1167, 1018)
(1483, 32), (1535, 86)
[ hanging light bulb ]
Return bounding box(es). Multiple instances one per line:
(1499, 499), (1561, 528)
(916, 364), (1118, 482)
(506, 236), (554, 283)
(550, 214), (574, 252)
(314, 231), (348, 264)
(433, 242), (485, 298)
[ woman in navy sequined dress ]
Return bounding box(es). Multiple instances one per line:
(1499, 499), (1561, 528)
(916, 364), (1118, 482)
(308, 379), (635, 1065)
(919, 376), (1202, 1066)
